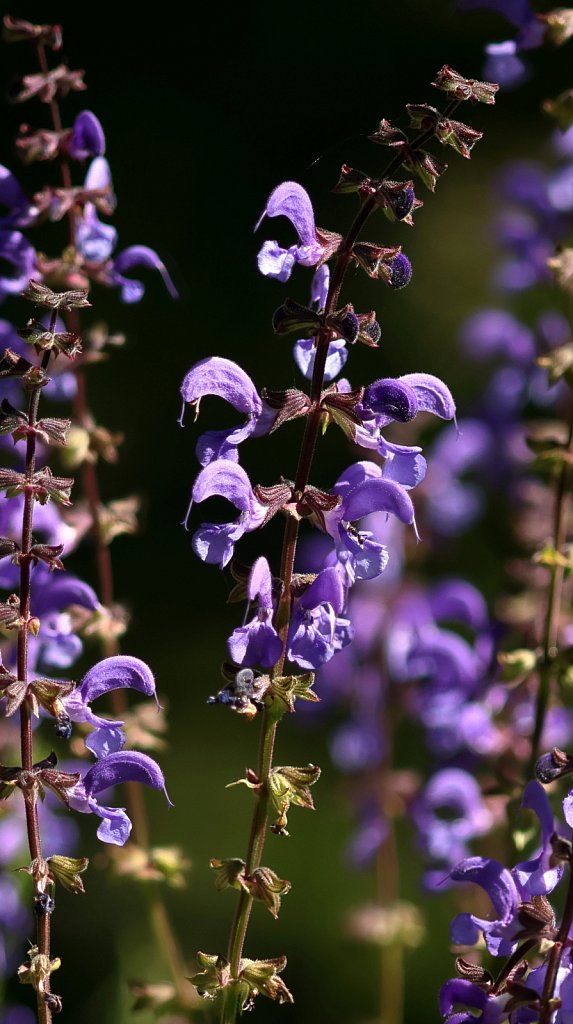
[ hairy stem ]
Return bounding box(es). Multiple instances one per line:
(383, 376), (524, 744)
(18, 345), (53, 1024)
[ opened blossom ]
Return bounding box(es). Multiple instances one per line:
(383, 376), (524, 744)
(227, 557), (282, 668)
(62, 655), (158, 757)
(75, 156), (177, 302)
(69, 750), (168, 846)
(322, 461), (416, 585)
(256, 181), (325, 282)
(188, 460), (267, 568)
(287, 567), (353, 670)
(179, 356), (268, 466)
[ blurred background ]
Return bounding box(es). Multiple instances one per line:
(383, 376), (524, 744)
(0, 1), (570, 1021)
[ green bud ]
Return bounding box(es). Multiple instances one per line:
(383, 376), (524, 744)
(271, 672), (319, 712)
(47, 854), (89, 894)
(189, 952), (231, 1000)
(247, 867), (291, 918)
(210, 857), (247, 892)
(239, 955), (293, 1005)
(268, 764), (321, 834)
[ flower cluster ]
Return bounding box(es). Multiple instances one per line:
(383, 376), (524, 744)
(181, 66), (496, 1017)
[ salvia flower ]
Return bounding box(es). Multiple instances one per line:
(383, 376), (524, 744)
(62, 655), (158, 757)
(513, 780), (565, 896)
(179, 356), (264, 465)
(449, 856), (520, 956)
(227, 557), (282, 668)
(322, 461), (417, 585)
(287, 567), (353, 669)
(75, 156), (177, 302)
(67, 110), (105, 161)
(188, 460), (267, 568)
(68, 750), (169, 846)
(256, 181), (325, 282)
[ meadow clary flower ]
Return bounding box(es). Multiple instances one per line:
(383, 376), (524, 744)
(188, 460), (267, 568)
(67, 110), (105, 161)
(179, 356), (264, 466)
(352, 373), (455, 489)
(69, 750), (169, 846)
(449, 856), (520, 956)
(287, 567), (353, 670)
(513, 780), (564, 895)
(322, 461), (416, 585)
(256, 181), (325, 282)
(62, 655), (158, 757)
(457, 0), (545, 88)
(227, 557), (282, 668)
(75, 156), (177, 302)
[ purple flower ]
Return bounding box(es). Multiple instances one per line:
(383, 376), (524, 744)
(62, 655), (157, 757)
(457, 0), (545, 88)
(188, 460), (267, 568)
(69, 750), (168, 846)
(412, 769), (492, 886)
(287, 567), (353, 669)
(449, 856), (520, 956)
(227, 557), (282, 668)
(323, 461), (417, 585)
(179, 356), (264, 465)
(439, 978), (509, 1024)
(0, 229), (37, 303)
(0, 165), (36, 228)
(75, 157), (177, 302)
(67, 110), (106, 161)
(256, 181), (324, 282)
(513, 780), (565, 895)
(353, 373), (455, 489)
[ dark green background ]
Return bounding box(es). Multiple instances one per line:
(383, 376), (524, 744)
(0, 1), (568, 1021)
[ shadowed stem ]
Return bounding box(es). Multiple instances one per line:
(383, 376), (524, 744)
(221, 101), (460, 1023)
(539, 864), (573, 1023)
(528, 407), (573, 778)
(18, 344), (54, 1024)
(32, 39), (195, 1013)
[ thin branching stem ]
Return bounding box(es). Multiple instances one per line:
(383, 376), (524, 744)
(18, 342), (54, 1024)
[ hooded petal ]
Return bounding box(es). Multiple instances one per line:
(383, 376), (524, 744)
(81, 750), (166, 797)
(513, 780), (564, 894)
(192, 460), (261, 514)
(78, 655), (156, 705)
(247, 556), (273, 606)
(256, 181), (318, 247)
(299, 566), (345, 615)
(342, 478), (415, 527)
(0, 230), (37, 301)
(450, 857), (520, 955)
(181, 357), (262, 421)
(398, 373), (456, 420)
(68, 110), (106, 160)
(311, 264), (330, 307)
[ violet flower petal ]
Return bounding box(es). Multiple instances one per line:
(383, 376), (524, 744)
(256, 180), (318, 248)
(0, 230), (37, 302)
(181, 357), (262, 423)
(513, 780), (563, 895)
(112, 245), (178, 303)
(0, 166), (36, 227)
(68, 110), (106, 161)
(450, 856), (520, 955)
(398, 373), (456, 420)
